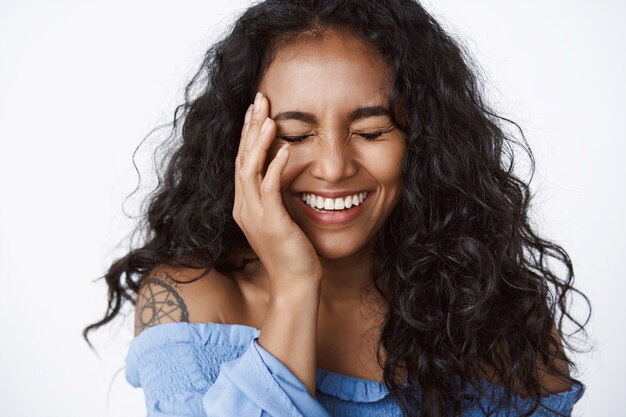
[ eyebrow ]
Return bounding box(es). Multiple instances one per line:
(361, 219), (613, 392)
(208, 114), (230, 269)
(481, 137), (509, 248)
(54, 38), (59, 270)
(272, 105), (390, 124)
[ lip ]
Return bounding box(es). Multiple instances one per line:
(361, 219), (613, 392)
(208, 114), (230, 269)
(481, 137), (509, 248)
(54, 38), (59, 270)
(293, 191), (373, 226)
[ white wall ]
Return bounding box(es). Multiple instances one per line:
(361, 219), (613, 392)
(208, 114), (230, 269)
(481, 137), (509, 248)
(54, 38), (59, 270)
(0, 1), (623, 416)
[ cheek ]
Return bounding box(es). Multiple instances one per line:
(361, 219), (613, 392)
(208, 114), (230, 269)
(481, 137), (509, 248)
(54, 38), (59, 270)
(278, 151), (303, 188)
(261, 143), (284, 177)
(363, 143), (405, 186)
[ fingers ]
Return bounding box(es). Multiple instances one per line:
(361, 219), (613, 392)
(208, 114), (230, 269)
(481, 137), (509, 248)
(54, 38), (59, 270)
(247, 112), (276, 178)
(244, 92), (266, 165)
(233, 103), (254, 222)
(234, 91), (282, 224)
(237, 103), (254, 168)
(260, 143), (290, 220)
(237, 93), (266, 181)
(240, 93), (276, 213)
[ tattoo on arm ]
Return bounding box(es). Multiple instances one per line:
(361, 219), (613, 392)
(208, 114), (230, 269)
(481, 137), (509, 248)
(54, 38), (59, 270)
(134, 270), (190, 336)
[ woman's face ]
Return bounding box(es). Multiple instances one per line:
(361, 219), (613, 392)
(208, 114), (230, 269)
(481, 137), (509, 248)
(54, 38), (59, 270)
(258, 30), (406, 260)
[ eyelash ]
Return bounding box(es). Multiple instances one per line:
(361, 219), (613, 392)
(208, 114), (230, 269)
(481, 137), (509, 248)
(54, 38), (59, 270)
(277, 130), (389, 144)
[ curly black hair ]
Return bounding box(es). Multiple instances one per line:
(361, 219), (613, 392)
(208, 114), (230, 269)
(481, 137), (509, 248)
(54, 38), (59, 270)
(84, 1), (591, 416)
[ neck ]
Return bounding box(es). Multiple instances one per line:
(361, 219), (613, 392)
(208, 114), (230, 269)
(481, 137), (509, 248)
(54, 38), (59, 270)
(317, 241), (378, 310)
(235, 241), (383, 310)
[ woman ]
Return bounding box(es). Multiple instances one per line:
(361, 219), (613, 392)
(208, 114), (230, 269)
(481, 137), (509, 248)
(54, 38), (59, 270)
(84, 1), (590, 416)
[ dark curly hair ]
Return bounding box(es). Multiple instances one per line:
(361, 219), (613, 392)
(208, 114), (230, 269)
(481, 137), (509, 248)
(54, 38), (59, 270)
(84, 1), (591, 416)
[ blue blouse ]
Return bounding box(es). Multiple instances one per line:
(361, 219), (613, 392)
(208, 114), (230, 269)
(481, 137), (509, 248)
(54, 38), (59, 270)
(125, 322), (585, 417)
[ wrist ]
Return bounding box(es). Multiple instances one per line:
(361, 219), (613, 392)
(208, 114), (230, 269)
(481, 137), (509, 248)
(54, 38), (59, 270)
(269, 276), (322, 301)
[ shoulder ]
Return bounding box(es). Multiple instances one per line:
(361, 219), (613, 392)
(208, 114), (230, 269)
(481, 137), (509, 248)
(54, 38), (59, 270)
(534, 323), (574, 395)
(133, 264), (242, 337)
(477, 322), (573, 398)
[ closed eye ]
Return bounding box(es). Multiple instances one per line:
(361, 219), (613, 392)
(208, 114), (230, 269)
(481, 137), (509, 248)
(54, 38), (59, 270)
(353, 125), (395, 140)
(276, 134), (313, 143)
(277, 128), (392, 144)
(356, 131), (386, 141)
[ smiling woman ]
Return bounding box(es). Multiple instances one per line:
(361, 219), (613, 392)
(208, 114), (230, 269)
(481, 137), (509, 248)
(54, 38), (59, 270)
(83, 1), (590, 416)
(258, 30), (406, 261)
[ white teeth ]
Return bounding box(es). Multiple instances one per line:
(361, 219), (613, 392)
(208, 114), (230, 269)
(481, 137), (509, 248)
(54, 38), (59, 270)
(301, 191), (368, 211)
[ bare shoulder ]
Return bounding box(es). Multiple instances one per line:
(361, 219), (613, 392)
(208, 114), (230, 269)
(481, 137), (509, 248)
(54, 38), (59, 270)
(534, 322), (573, 395)
(477, 322), (573, 398)
(133, 264), (241, 337)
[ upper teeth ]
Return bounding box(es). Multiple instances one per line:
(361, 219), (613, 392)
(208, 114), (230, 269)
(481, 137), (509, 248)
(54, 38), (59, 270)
(301, 191), (368, 210)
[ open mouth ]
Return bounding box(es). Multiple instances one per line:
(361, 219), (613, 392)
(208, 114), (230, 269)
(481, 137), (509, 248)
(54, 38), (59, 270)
(294, 191), (373, 225)
(300, 191), (369, 211)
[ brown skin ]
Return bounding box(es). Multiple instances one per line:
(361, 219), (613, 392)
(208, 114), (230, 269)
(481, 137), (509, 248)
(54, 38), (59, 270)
(235, 30), (405, 394)
(134, 30), (572, 399)
(138, 30), (402, 395)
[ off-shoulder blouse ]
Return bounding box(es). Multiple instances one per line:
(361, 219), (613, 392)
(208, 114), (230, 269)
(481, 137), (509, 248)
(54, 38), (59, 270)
(125, 322), (585, 416)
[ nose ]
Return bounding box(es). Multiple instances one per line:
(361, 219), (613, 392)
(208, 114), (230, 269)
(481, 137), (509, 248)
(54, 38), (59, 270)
(309, 135), (358, 183)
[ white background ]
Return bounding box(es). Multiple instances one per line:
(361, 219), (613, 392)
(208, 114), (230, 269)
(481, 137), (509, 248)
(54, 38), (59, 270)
(0, 1), (623, 416)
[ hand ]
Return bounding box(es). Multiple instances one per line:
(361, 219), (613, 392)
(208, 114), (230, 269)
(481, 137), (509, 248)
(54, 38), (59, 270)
(232, 92), (322, 291)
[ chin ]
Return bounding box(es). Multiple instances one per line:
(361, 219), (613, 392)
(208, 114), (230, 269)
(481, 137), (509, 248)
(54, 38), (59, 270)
(310, 234), (373, 261)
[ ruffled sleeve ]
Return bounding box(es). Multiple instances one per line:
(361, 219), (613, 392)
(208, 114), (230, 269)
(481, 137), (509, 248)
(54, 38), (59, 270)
(203, 337), (331, 417)
(316, 368), (390, 403)
(125, 322), (331, 417)
(126, 322), (258, 416)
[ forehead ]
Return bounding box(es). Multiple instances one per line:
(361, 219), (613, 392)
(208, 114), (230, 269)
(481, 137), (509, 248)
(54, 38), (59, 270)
(259, 31), (392, 115)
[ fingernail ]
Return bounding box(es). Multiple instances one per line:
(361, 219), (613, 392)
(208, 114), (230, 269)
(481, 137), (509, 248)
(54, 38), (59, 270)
(245, 104), (253, 123)
(276, 144), (289, 158)
(260, 117), (270, 133)
(253, 92), (262, 113)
